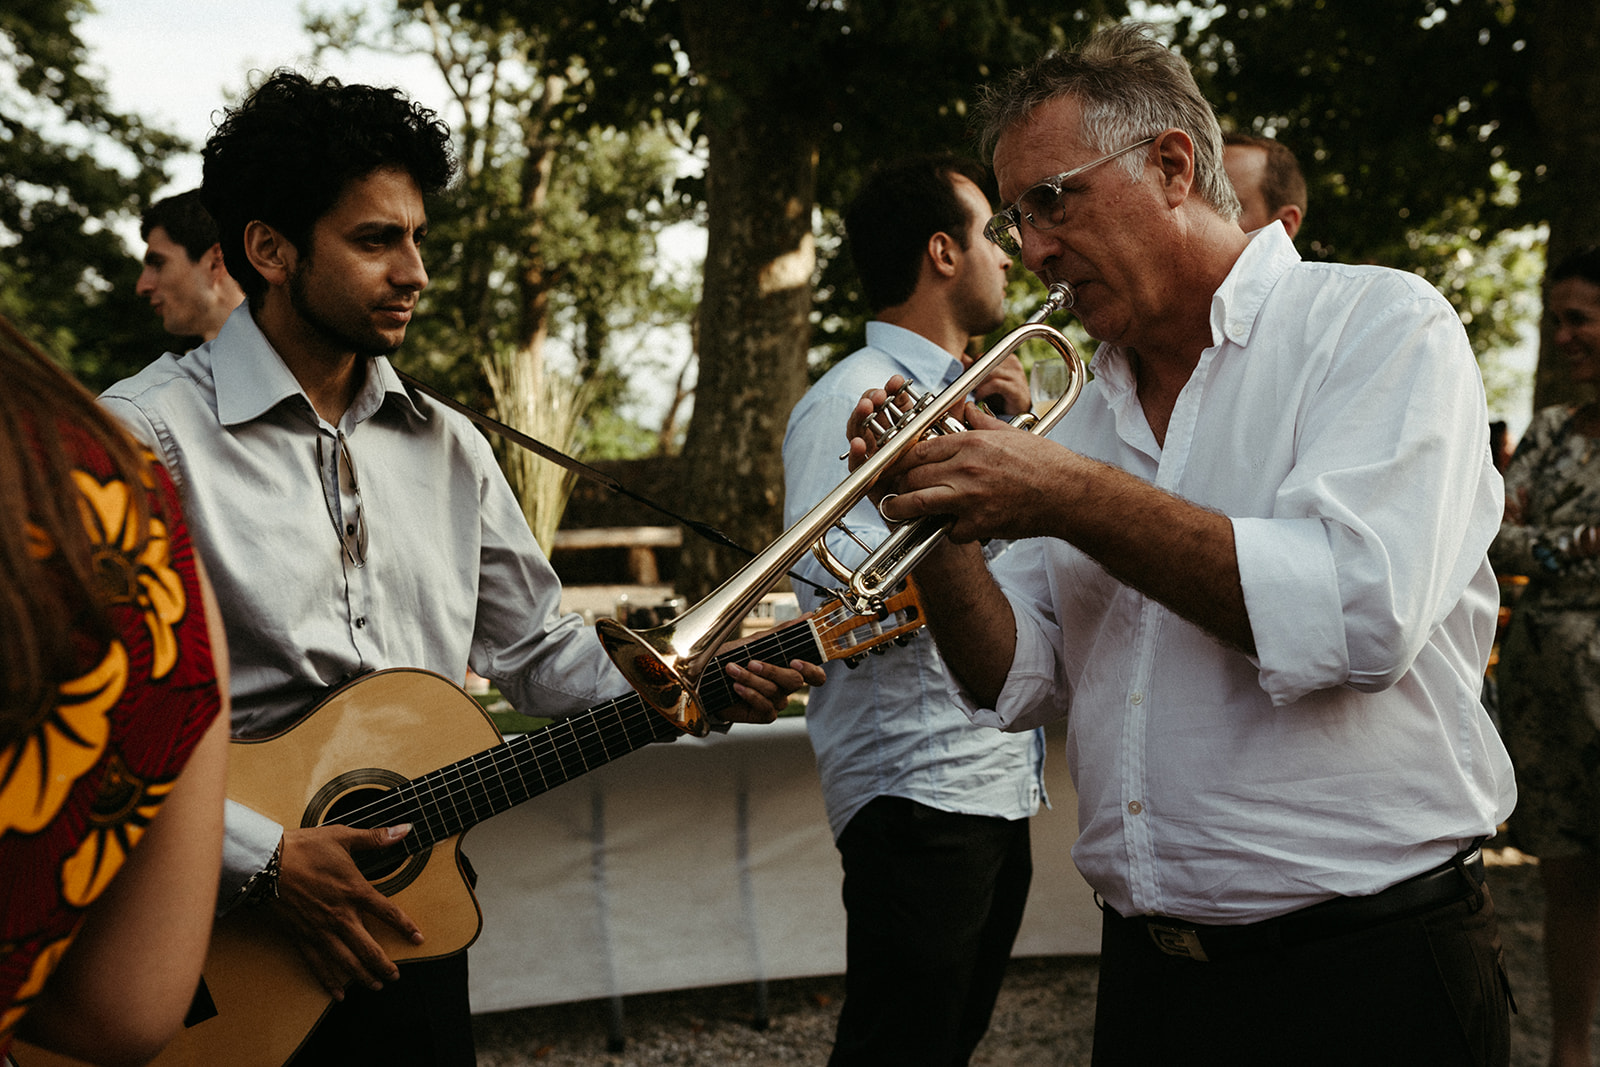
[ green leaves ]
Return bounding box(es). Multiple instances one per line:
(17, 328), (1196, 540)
(1, 0), (182, 386)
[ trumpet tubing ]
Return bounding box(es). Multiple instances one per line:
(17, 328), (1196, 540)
(596, 283), (1088, 736)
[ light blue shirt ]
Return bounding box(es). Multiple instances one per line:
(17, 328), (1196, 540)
(102, 305), (632, 900)
(782, 321), (1044, 841)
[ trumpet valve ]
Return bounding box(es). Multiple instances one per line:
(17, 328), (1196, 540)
(865, 384), (966, 447)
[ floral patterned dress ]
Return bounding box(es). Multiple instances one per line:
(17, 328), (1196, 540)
(0, 431), (221, 1055)
(1491, 404), (1600, 858)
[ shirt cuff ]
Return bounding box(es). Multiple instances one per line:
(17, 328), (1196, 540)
(220, 798), (284, 914)
(956, 596), (1067, 732)
(1234, 515), (1348, 705)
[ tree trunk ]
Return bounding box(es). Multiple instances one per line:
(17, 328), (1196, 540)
(488, 73), (592, 551)
(1530, 0), (1600, 411)
(674, 3), (821, 600)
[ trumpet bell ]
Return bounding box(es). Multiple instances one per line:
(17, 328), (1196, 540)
(597, 282), (1085, 737)
(594, 616), (710, 735)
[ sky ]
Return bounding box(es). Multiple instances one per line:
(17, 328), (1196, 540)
(78, 0), (451, 196)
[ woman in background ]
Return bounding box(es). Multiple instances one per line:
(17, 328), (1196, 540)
(0, 313), (229, 1065)
(1492, 246), (1600, 1067)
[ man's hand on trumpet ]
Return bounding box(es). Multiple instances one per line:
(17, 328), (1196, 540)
(846, 372), (1068, 545)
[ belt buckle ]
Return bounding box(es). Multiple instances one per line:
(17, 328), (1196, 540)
(1147, 922), (1210, 962)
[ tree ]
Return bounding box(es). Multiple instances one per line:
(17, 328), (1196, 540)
(0, 0), (183, 387)
(1527, 0), (1600, 409)
(1170, 0), (1600, 411)
(664, 0), (1123, 598)
(312, 0), (693, 549)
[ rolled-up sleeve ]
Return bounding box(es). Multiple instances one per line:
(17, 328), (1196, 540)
(1235, 287), (1501, 705)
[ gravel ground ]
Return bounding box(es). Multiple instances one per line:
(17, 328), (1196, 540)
(471, 847), (1585, 1066)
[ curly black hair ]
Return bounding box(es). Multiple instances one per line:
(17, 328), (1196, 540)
(200, 69), (457, 303)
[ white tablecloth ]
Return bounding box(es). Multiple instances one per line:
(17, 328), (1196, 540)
(465, 718), (1097, 1013)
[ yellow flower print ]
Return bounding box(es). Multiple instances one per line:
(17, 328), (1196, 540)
(0, 644), (123, 838)
(72, 470), (187, 679)
(0, 935), (72, 1045)
(22, 520), (50, 561)
(60, 754), (173, 908)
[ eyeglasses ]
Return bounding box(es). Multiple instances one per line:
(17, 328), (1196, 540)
(317, 432), (368, 568)
(983, 136), (1158, 256)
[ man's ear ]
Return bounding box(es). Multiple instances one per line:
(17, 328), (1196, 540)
(1153, 128), (1197, 208)
(203, 242), (230, 280)
(927, 231), (960, 279)
(1273, 205), (1303, 240)
(242, 221), (297, 288)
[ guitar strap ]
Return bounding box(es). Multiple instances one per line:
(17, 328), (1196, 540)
(395, 370), (830, 595)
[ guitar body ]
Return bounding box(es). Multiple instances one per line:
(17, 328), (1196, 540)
(14, 669), (500, 1067)
(10, 588), (926, 1067)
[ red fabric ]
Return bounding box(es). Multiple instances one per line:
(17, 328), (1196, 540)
(0, 433), (222, 1051)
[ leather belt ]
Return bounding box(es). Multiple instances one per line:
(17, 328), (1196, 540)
(1127, 848), (1486, 963)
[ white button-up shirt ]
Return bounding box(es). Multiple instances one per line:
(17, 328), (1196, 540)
(784, 322), (1044, 840)
(971, 225), (1516, 923)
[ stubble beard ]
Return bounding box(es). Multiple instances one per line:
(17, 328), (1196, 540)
(288, 264), (403, 361)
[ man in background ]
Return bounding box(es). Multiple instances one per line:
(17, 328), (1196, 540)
(1223, 131), (1306, 239)
(136, 189), (243, 342)
(782, 154), (1044, 1067)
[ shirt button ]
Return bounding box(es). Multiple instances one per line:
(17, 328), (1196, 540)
(1130, 692), (1143, 705)
(354, 617), (367, 628)
(1128, 800), (1144, 815)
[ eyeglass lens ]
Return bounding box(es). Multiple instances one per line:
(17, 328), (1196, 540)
(985, 137), (1157, 256)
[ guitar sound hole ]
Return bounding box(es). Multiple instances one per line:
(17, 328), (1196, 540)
(304, 769), (429, 893)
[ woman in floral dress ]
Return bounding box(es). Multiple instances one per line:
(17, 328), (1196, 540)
(1492, 247), (1600, 1067)
(0, 314), (230, 1063)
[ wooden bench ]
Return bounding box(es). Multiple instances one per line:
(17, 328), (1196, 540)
(552, 525), (683, 584)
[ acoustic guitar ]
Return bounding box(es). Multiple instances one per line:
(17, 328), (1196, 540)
(12, 586), (922, 1067)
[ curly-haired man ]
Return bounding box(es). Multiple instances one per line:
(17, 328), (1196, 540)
(102, 70), (821, 1066)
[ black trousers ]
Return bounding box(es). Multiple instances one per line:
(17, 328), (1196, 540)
(1092, 874), (1513, 1067)
(827, 795), (1033, 1067)
(286, 952), (475, 1067)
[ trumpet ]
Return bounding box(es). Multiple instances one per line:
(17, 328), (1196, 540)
(596, 282), (1088, 736)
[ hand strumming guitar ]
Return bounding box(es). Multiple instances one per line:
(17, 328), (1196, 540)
(272, 823), (424, 998)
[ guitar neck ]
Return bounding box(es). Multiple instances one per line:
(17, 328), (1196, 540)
(371, 619), (826, 850)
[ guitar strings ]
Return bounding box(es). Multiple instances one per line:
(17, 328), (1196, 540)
(344, 601), (922, 845)
(332, 620), (823, 847)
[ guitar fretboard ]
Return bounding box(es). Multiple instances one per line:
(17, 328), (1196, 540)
(350, 619), (824, 853)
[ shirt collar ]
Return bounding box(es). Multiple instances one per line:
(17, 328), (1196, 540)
(864, 320), (964, 387)
(1087, 221), (1302, 393)
(1207, 221), (1300, 349)
(211, 304), (424, 429)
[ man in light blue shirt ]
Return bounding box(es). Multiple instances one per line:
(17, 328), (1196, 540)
(782, 155), (1045, 1067)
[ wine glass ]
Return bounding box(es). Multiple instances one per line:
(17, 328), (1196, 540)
(1030, 360), (1069, 409)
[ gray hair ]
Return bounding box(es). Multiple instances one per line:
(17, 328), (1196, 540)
(975, 22), (1240, 222)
